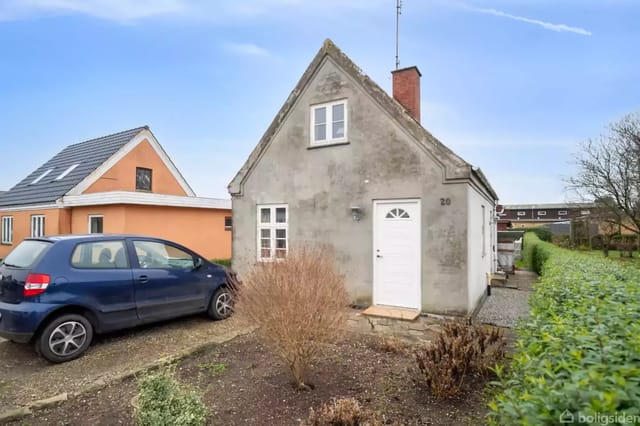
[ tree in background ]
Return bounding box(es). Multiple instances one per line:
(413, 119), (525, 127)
(567, 113), (640, 236)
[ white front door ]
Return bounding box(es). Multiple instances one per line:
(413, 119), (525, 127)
(373, 199), (421, 309)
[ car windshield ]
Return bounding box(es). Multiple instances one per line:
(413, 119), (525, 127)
(2, 240), (52, 268)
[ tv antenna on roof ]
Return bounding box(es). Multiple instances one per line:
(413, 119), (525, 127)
(395, 0), (402, 70)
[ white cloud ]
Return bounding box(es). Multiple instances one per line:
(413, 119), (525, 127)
(0, 0), (185, 22)
(223, 42), (271, 58)
(464, 5), (592, 36)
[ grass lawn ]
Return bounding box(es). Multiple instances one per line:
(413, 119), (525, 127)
(8, 333), (497, 426)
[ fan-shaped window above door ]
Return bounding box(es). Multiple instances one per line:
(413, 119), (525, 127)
(385, 208), (410, 219)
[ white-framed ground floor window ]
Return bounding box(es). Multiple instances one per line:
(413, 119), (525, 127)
(88, 215), (104, 234)
(31, 215), (45, 238)
(1, 216), (13, 244)
(257, 204), (288, 261)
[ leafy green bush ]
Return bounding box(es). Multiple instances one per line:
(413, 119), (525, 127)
(135, 369), (207, 426)
(488, 234), (640, 425)
(521, 233), (553, 274)
(210, 258), (231, 267)
(527, 226), (552, 242)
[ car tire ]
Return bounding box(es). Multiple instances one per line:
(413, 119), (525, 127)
(36, 314), (94, 363)
(207, 286), (234, 320)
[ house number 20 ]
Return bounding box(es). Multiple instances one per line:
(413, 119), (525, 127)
(440, 198), (451, 206)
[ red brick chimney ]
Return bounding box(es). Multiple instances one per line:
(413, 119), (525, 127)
(391, 66), (422, 123)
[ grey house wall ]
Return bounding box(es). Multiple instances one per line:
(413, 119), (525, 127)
(232, 57), (478, 315)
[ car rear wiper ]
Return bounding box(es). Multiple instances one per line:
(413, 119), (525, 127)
(1, 262), (19, 268)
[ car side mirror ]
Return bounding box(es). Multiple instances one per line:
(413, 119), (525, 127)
(193, 258), (204, 270)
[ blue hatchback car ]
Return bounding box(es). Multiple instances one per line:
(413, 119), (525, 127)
(0, 234), (235, 363)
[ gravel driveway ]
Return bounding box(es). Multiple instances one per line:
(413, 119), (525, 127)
(0, 315), (250, 415)
(476, 270), (538, 328)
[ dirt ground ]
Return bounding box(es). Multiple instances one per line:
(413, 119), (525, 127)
(0, 315), (250, 414)
(7, 333), (498, 426)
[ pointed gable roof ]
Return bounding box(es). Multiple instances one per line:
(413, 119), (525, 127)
(0, 127), (147, 208)
(228, 39), (497, 200)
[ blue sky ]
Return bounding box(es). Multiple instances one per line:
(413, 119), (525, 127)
(0, 0), (638, 203)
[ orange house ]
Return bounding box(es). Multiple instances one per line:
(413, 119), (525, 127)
(0, 126), (231, 260)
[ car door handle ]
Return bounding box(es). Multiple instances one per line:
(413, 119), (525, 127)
(138, 275), (149, 284)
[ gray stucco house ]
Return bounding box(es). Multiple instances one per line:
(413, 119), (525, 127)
(229, 39), (498, 315)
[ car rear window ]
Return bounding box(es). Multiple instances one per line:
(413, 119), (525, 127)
(2, 240), (52, 269)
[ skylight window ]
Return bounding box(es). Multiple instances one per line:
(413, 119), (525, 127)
(55, 163), (80, 180)
(31, 168), (53, 184)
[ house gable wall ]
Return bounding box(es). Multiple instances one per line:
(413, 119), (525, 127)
(232, 58), (472, 314)
(83, 139), (188, 196)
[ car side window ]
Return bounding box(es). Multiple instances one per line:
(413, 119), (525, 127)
(71, 241), (129, 269)
(132, 241), (195, 270)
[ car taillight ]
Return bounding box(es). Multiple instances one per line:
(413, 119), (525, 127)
(24, 273), (51, 297)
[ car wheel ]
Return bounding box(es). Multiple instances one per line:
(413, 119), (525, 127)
(208, 287), (234, 320)
(36, 314), (94, 363)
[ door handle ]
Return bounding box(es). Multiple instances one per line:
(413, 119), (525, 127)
(138, 275), (149, 284)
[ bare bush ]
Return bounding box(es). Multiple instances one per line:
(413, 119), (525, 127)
(235, 245), (349, 389)
(414, 319), (506, 399)
(303, 398), (383, 426)
(373, 337), (411, 355)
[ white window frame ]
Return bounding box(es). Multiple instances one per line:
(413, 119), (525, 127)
(517, 211), (526, 216)
(310, 99), (348, 146)
(55, 163), (80, 180)
(481, 205), (486, 258)
(256, 204), (288, 261)
(31, 168), (53, 184)
(88, 215), (104, 234)
(538, 211), (547, 216)
(31, 215), (45, 237)
(1, 216), (13, 244)
(558, 210), (568, 216)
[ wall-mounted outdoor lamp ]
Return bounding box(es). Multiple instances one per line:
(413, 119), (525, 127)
(351, 206), (362, 222)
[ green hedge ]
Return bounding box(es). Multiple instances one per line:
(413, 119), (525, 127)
(526, 226), (552, 242)
(489, 233), (640, 425)
(209, 258), (231, 267)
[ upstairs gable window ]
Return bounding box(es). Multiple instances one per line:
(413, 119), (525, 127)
(310, 100), (347, 146)
(136, 167), (152, 191)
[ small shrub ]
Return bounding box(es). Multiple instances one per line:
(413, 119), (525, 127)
(135, 369), (207, 426)
(374, 337), (410, 355)
(414, 319), (506, 399)
(199, 362), (227, 375)
(303, 398), (383, 426)
(235, 245), (349, 389)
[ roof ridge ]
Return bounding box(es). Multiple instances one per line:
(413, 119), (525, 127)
(229, 39), (497, 199)
(65, 125), (148, 148)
